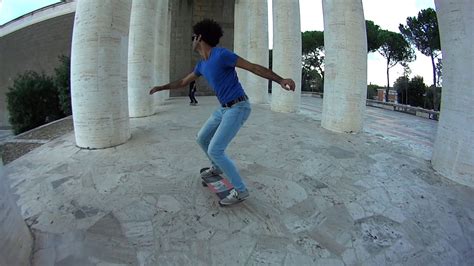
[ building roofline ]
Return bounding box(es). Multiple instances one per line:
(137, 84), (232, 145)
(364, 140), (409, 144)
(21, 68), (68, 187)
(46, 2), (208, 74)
(0, 1), (76, 38)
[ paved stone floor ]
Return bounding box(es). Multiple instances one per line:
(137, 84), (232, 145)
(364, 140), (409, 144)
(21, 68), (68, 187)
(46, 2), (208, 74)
(4, 96), (474, 265)
(0, 129), (13, 142)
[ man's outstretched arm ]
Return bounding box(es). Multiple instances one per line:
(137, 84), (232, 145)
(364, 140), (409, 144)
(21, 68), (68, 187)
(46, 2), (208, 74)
(235, 57), (295, 91)
(149, 72), (199, 94)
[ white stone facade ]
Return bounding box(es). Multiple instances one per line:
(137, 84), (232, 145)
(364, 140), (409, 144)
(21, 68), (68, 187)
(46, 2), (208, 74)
(154, 0), (171, 105)
(128, 0), (157, 117)
(432, 0), (474, 187)
(246, 0), (269, 104)
(271, 0), (302, 113)
(321, 0), (367, 133)
(234, 0), (250, 101)
(67, 0), (472, 186)
(71, 0), (131, 149)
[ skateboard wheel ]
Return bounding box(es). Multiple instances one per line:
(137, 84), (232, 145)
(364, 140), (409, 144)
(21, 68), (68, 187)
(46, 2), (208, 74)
(201, 181), (208, 187)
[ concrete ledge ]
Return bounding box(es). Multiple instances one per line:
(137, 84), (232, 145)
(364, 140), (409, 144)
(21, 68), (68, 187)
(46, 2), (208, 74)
(367, 99), (440, 120)
(300, 93), (440, 121)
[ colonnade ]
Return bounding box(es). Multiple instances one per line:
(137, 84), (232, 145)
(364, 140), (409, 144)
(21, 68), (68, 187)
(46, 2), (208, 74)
(70, 0), (473, 187)
(432, 0), (473, 187)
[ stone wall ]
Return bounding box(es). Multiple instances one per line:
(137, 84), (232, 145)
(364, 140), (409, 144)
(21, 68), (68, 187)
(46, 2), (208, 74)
(0, 157), (33, 265)
(170, 0), (235, 97)
(0, 13), (75, 129)
(0, 0), (235, 128)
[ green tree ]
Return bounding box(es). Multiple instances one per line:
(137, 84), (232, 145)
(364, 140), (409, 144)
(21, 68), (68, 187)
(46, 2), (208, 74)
(435, 58), (442, 87)
(394, 75), (410, 104)
(7, 71), (63, 134)
(302, 68), (323, 92)
(367, 84), (380, 99)
(366, 20), (382, 53)
(395, 75), (426, 107)
(54, 55), (71, 116)
(377, 30), (415, 102)
(302, 31), (325, 92)
(399, 8), (441, 87)
(409, 76), (427, 107)
(425, 86), (441, 110)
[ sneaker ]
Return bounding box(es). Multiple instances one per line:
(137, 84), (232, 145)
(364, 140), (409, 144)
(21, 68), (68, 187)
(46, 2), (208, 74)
(200, 166), (223, 179)
(219, 188), (249, 206)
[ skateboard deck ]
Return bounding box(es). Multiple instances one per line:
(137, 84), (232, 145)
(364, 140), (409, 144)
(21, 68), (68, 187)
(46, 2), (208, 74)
(200, 167), (234, 201)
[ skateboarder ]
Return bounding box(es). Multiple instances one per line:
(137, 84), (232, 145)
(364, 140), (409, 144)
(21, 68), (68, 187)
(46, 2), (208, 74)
(189, 80), (198, 105)
(149, 19), (295, 206)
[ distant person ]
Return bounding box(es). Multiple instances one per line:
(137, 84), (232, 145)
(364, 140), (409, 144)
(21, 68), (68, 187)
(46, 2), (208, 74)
(150, 19), (295, 206)
(189, 80), (198, 105)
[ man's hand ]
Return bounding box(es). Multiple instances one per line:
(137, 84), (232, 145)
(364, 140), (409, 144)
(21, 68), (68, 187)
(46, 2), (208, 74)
(280, 79), (296, 91)
(149, 86), (165, 95)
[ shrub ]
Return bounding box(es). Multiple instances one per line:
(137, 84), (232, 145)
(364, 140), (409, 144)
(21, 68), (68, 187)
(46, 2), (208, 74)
(367, 84), (380, 99)
(54, 55), (71, 116)
(6, 71), (63, 134)
(394, 75), (427, 107)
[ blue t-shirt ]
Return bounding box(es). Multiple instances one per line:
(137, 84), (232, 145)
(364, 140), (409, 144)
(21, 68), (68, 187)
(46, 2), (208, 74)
(193, 47), (246, 105)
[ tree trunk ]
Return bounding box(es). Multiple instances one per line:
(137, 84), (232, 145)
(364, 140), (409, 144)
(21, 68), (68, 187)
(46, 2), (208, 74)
(430, 53), (437, 110)
(386, 60), (390, 102)
(431, 53), (437, 86)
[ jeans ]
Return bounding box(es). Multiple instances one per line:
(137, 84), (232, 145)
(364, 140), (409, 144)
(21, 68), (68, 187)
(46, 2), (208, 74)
(189, 90), (198, 103)
(196, 100), (251, 192)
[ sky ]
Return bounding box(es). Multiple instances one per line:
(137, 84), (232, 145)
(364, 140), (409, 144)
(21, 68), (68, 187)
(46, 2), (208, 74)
(270, 0), (437, 87)
(0, 0), (436, 86)
(0, 0), (59, 24)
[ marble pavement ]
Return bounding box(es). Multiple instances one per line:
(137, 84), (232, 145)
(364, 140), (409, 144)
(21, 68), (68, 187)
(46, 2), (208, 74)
(4, 96), (473, 265)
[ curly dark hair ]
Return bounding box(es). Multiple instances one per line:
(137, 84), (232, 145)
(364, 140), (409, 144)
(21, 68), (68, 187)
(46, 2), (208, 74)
(192, 19), (223, 47)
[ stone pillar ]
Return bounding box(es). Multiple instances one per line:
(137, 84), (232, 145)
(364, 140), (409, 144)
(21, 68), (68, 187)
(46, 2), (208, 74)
(234, 0), (250, 98)
(71, 0), (131, 149)
(153, 0), (170, 105)
(155, 0), (171, 104)
(128, 0), (157, 117)
(321, 0), (367, 133)
(271, 0), (302, 113)
(0, 158), (33, 266)
(246, 0), (269, 104)
(432, 0), (474, 187)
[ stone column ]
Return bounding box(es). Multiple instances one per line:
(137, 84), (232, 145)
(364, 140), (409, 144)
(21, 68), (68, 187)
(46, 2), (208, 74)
(0, 158), (33, 266)
(234, 0), (250, 98)
(154, 0), (171, 105)
(321, 0), (367, 133)
(271, 0), (302, 113)
(246, 0), (269, 104)
(128, 0), (157, 117)
(432, 0), (474, 187)
(71, 0), (131, 149)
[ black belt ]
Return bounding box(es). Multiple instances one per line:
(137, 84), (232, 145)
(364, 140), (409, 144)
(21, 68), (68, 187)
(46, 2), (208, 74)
(222, 95), (248, 108)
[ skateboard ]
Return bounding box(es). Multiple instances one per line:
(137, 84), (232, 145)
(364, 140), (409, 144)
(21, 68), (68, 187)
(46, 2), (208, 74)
(200, 167), (234, 204)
